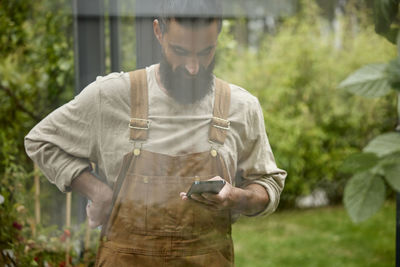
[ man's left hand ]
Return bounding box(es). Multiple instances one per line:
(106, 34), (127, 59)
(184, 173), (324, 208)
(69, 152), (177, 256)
(180, 176), (270, 215)
(180, 176), (236, 211)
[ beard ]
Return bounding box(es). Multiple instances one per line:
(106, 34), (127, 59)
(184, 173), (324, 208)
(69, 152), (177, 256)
(159, 53), (215, 105)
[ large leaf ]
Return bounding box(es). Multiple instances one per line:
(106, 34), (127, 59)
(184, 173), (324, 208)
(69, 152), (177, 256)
(383, 163), (400, 191)
(381, 26), (400, 44)
(379, 151), (400, 191)
(338, 64), (391, 98)
(344, 172), (386, 223)
(340, 152), (379, 173)
(398, 30), (400, 56)
(364, 132), (400, 157)
(387, 57), (400, 91)
(374, 0), (399, 34)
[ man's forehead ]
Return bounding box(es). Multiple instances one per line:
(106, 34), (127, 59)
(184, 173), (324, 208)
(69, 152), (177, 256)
(164, 19), (219, 50)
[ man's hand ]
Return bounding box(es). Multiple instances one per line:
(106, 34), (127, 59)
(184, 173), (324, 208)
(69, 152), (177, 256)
(71, 171), (113, 228)
(86, 187), (113, 228)
(180, 176), (236, 211)
(180, 176), (270, 216)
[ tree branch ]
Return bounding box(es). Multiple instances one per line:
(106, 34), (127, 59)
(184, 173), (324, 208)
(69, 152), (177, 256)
(0, 84), (41, 122)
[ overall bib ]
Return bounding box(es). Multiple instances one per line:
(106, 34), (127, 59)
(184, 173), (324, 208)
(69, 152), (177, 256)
(95, 69), (234, 266)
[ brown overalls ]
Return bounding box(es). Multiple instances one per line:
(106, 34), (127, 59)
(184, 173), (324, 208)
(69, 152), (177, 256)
(95, 69), (234, 266)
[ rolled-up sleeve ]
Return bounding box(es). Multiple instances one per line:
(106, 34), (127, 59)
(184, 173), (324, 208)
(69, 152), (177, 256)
(237, 98), (287, 217)
(24, 81), (99, 192)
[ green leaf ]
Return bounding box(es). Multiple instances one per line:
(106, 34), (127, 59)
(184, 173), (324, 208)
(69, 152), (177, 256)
(382, 26), (400, 44)
(380, 151), (400, 163)
(344, 172), (386, 223)
(374, 0), (399, 34)
(379, 151), (400, 190)
(364, 132), (400, 157)
(338, 64), (391, 98)
(387, 57), (400, 91)
(340, 152), (379, 173)
(397, 30), (400, 55)
(383, 163), (400, 191)
(370, 151), (400, 177)
(59, 60), (70, 71)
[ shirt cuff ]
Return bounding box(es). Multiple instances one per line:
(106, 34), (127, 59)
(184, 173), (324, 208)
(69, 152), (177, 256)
(53, 158), (91, 193)
(240, 174), (284, 217)
(246, 181), (277, 217)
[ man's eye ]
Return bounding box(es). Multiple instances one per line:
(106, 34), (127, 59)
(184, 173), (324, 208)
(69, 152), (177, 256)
(198, 49), (212, 56)
(173, 48), (188, 56)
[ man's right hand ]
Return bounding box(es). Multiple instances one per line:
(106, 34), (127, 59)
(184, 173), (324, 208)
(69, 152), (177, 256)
(86, 192), (112, 228)
(71, 170), (113, 228)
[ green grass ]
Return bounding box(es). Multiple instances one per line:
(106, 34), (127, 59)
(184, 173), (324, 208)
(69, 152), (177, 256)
(232, 202), (395, 267)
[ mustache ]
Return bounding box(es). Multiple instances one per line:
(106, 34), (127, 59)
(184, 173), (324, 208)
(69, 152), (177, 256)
(159, 54), (215, 105)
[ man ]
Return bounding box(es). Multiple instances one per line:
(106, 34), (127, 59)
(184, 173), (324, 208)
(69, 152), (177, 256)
(25, 1), (286, 266)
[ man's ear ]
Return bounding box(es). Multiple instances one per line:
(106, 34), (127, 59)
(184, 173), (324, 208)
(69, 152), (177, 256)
(153, 19), (163, 44)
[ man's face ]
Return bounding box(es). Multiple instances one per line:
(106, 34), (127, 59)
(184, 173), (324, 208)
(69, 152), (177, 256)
(155, 19), (219, 104)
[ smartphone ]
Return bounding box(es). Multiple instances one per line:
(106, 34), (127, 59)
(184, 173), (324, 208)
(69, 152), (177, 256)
(186, 180), (226, 198)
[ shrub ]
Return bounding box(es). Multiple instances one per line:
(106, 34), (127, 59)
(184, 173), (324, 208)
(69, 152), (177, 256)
(215, 1), (397, 207)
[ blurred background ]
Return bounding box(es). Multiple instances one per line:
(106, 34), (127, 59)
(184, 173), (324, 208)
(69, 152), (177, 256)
(0, 0), (397, 266)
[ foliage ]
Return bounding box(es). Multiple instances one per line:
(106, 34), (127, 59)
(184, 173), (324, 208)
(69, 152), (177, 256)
(338, 0), (400, 223)
(373, 0), (400, 43)
(0, 0), (91, 265)
(338, 64), (392, 97)
(0, 0), (74, 174)
(343, 171), (386, 223)
(216, 0), (397, 208)
(0, 156), (69, 266)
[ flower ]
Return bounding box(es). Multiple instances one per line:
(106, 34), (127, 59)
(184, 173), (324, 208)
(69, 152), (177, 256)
(12, 221), (22, 231)
(63, 229), (71, 237)
(59, 229), (71, 242)
(38, 235), (47, 242)
(27, 239), (35, 248)
(16, 205), (26, 213)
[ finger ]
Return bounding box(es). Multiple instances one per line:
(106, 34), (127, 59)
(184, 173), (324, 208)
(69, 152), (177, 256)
(86, 203), (92, 217)
(208, 176), (223, 181)
(190, 193), (206, 202)
(180, 192), (189, 201)
(87, 203), (103, 226)
(191, 199), (219, 210)
(191, 194), (215, 205)
(201, 193), (221, 203)
(88, 218), (101, 229)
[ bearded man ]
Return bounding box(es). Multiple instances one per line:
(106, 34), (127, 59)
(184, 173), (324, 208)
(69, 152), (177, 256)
(25, 1), (286, 266)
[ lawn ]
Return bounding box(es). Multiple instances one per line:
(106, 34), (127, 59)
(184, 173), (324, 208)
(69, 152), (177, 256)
(233, 202), (395, 267)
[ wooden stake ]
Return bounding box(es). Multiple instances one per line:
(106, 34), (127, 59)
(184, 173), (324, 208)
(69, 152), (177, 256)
(83, 162), (96, 265)
(83, 217), (91, 264)
(65, 192), (72, 267)
(34, 164), (41, 225)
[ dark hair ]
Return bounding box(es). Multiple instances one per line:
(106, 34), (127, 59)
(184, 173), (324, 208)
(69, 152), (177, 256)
(158, 0), (223, 34)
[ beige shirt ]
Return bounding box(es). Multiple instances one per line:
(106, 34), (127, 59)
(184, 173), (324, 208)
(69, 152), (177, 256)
(24, 64), (286, 216)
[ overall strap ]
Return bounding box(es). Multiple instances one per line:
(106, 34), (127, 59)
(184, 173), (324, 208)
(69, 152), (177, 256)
(129, 69), (149, 141)
(209, 78), (231, 144)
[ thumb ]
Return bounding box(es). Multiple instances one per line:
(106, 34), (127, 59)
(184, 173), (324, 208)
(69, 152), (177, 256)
(208, 176), (222, 181)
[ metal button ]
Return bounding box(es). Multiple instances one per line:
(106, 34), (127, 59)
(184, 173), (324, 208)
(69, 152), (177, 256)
(210, 149), (217, 157)
(133, 148), (141, 156)
(143, 177), (149, 183)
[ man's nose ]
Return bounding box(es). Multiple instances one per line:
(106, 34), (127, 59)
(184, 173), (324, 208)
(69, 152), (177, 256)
(185, 57), (200, 76)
